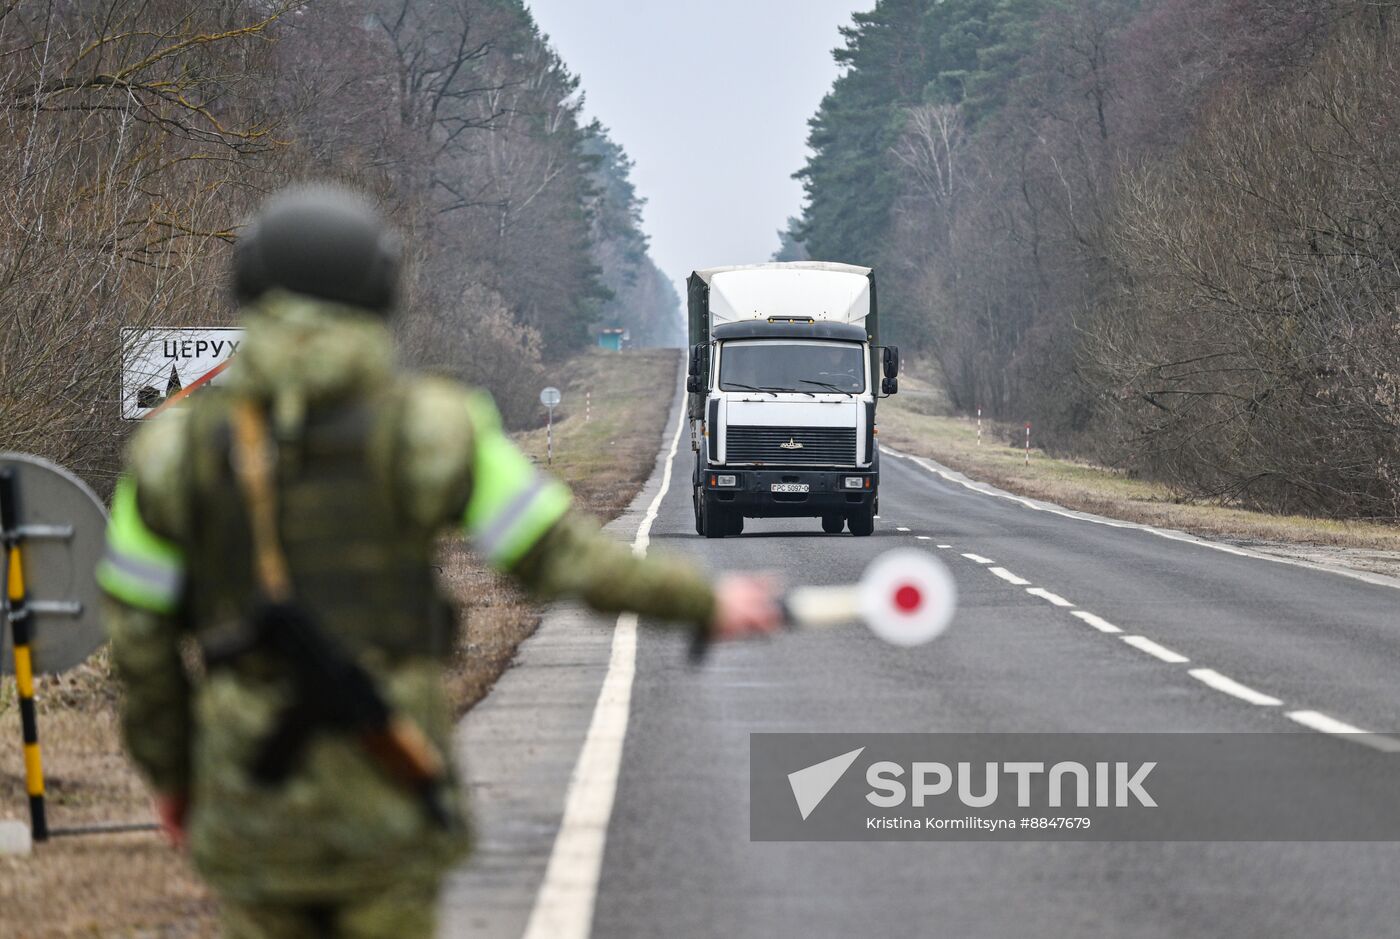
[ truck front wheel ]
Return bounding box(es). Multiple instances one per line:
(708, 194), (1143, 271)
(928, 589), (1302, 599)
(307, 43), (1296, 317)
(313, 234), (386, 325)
(701, 497), (728, 539)
(848, 507), (875, 537)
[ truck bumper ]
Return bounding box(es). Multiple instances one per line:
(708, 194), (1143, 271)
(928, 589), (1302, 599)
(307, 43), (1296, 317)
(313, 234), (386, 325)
(701, 468), (876, 518)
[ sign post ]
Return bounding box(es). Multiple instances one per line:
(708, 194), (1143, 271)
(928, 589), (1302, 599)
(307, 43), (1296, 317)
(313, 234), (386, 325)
(0, 453), (110, 846)
(540, 387), (562, 466)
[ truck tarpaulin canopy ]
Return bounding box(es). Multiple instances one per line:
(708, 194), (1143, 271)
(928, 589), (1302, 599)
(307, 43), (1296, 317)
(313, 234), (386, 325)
(688, 263), (879, 398)
(691, 262), (874, 330)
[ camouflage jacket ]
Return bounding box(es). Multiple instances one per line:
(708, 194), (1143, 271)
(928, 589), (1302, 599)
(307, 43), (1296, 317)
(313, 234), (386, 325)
(98, 292), (713, 900)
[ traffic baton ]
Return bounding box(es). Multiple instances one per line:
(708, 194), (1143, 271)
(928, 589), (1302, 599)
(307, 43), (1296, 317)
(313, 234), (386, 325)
(690, 548), (957, 663)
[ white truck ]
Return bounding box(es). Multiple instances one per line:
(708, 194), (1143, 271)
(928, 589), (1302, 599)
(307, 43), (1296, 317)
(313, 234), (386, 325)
(686, 262), (899, 538)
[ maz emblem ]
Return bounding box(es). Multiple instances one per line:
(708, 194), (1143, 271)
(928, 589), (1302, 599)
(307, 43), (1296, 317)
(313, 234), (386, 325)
(779, 438), (804, 450)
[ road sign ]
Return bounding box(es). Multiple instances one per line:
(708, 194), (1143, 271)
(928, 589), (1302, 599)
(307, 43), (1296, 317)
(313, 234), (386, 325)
(540, 386), (561, 408)
(121, 327), (243, 420)
(0, 453), (108, 676)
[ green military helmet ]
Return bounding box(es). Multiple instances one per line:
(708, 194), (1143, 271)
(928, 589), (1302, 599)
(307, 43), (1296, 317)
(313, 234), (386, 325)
(234, 184), (402, 314)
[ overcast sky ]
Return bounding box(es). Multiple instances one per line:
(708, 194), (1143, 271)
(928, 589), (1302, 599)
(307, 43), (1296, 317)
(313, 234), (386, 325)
(524, 1), (866, 294)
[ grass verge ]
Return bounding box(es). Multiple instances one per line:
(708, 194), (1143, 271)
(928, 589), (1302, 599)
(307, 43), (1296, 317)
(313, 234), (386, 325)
(0, 347), (680, 938)
(879, 372), (1400, 577)
(444, 347), (681, 714)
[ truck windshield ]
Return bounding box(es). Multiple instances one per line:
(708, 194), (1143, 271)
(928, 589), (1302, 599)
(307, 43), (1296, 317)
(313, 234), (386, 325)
(719, 340), (865, 394)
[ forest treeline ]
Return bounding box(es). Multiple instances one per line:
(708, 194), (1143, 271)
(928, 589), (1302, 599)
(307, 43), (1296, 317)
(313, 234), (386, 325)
(0, 0), (680, 489)
(791, 0), (1400, 519)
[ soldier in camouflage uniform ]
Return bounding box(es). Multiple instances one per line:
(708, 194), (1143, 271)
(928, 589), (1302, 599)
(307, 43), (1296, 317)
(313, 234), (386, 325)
(98, 186), (782, 938)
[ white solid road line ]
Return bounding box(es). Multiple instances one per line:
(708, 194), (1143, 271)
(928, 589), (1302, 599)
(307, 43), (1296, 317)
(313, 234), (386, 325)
(1286, 711), (1400, 753)
(884, 448), (1400, 593)
(883, 448), (1400, 755)
(1026, 587), (1074, 607)
(1120, 635), (1190, 664)
(523, 402), (685, 939)
(988, 567), (1031, 586)
(1188, 668), (1282, 706)
(1070, 610), (1122, 634)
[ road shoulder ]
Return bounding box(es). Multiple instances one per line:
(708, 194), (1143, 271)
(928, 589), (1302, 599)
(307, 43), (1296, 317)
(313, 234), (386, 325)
(439, 375), (686, 937)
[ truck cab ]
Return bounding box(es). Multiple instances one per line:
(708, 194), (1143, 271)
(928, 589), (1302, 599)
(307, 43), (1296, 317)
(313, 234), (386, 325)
(686, 262), (898, 538)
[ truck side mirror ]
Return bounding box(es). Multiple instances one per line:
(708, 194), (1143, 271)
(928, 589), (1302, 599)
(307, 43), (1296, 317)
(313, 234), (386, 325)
(883, 346), (901, 379)
(882, 377), (899, 396)
(686, 345), (702, 394)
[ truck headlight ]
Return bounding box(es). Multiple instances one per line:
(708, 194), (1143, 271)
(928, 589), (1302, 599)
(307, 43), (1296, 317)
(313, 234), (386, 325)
(716, 474), (737, 487)
(844, 476), (865, 489)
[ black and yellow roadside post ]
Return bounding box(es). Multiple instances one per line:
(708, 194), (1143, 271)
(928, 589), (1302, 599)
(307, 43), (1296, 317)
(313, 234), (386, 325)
(1, 466), (48, 842)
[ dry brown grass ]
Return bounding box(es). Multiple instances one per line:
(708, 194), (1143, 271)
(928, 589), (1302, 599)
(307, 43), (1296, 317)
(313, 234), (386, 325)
(880, 372), (1400, 577)
(0, 348), (680, 937)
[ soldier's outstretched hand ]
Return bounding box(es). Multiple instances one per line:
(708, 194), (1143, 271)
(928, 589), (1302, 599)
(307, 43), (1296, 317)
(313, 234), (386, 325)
(710, 574), (785, 641)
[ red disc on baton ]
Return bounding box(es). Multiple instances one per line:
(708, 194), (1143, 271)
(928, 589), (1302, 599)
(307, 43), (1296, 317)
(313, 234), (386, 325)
(858, 549), (957, 646)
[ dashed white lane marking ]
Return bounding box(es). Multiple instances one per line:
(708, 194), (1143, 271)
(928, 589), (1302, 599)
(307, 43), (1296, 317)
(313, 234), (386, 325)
(896, 526), (911, 532)
(1070, 611), (1122, 634)
(1120, 635), (1189, 664)
(1188, 668), (1282, 706)
(988, 567), (1031, 586)
(936, 544), (952, 548)
(916, 535), (932, 541)
(1285, 711), (1400, 753)
(523, 400), (685, 939)
(885, 448), (1400, 593)
(1026, 587), (1074, 607)
(961, 553), (993, 564)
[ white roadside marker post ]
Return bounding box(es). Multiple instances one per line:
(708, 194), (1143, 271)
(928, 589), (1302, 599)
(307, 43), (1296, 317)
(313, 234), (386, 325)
(539, 386), (562, 467)
(1024, 422), (1030, 466)
(977, 408), (982, 447)
(586, 391), (591, 423)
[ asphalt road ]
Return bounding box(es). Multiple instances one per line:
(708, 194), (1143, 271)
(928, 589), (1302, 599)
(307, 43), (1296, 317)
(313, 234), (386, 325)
(444, 387), (1400, 939)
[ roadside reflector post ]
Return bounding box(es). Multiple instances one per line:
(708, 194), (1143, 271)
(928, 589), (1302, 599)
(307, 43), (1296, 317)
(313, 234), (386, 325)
(1, 467), (48, 843)
(586, 391), (591, 424)
(539, 386), (562, 467)
(977, 408), (982, 447)
(1024, 422), (1031, 466)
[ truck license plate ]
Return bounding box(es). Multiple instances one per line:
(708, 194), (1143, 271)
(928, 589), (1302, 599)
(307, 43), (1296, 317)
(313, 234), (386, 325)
(770, 483), (810, 493)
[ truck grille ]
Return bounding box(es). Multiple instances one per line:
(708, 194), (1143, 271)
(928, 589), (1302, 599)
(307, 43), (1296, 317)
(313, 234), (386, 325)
(725, 425), (857, 465)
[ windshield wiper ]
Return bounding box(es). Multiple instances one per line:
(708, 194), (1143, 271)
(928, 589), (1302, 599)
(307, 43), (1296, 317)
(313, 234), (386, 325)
(723, 382), (813, 397)
(799, 379), (856, 395)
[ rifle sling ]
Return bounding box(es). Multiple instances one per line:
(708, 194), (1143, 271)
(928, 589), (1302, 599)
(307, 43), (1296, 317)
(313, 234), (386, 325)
(225, 401), (448, 804)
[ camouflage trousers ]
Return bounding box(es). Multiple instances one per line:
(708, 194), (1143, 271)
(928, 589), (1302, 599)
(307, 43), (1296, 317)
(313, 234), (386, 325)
(219, 878), (439, 939)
